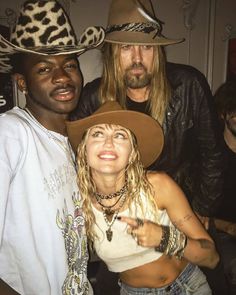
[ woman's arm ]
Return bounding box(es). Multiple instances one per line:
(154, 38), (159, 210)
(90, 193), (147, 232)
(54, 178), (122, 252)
(119, 172), (219, 269)
(151, 171), (219, 269)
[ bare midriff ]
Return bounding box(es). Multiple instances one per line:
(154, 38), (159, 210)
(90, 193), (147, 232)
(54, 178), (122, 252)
(119, 255), (189, 288)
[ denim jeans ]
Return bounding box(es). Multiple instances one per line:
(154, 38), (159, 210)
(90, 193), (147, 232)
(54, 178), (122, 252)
(119, 264), (212, 295)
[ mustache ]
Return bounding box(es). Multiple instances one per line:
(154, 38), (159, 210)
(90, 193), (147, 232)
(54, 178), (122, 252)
(50, 84), (75, 96)
(127, 63), (147, 71)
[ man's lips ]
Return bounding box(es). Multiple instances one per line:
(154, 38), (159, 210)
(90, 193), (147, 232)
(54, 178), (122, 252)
(51, 87), (75, 101)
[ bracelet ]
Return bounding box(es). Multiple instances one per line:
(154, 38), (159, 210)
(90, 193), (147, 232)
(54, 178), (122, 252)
(154, 225), (170, 253)
(175, 234), (188, 260)
(154, 225), (187, 260)
(166, 226), (187, 259)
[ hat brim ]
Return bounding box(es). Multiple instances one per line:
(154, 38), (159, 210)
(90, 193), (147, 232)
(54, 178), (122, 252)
(105, 31), (184, 46)
(66, 110), (164, 168)
(0, 26), (105, 73)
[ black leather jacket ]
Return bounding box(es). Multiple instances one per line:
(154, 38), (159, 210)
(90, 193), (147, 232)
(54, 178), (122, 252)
(70, 62), (224, 217)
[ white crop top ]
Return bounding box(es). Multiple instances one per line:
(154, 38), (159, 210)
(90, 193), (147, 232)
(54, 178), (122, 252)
(92, 192), (173, 272)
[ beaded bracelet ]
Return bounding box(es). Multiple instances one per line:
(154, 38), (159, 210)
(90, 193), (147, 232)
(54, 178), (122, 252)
(175, 234), (188, 259)
(154, 225), (170, 253)
(154, 225), (187, 260)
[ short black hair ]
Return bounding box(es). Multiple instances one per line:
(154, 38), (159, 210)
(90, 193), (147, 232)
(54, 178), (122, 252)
(214, 79), (236, 117)
(9, 53), (27, 75)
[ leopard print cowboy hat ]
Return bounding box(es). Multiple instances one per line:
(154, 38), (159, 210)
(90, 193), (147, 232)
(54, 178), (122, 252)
(0, 0), (105, 73)
(105, 0), (184, 46)
(66, 101), (164, 168)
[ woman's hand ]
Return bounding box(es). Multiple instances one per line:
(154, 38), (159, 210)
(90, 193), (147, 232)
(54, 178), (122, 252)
(117, 216), (162, 248)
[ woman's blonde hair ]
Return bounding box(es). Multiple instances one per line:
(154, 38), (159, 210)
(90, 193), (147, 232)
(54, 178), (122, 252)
(99, 43), (171, 124)
(76, 125), (159, 248)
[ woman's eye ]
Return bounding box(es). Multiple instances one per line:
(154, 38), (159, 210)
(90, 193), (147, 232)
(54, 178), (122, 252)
(91, 131), (103, 137)
(114, 132), (127, 139)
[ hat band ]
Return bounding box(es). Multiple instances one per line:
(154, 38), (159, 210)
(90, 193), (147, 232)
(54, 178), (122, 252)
(106, 22), (162, 39)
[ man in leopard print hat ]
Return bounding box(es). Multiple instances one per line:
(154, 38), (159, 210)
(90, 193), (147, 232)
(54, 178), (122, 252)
(0, 1), (104, 294)
(0, 0), (104, 73)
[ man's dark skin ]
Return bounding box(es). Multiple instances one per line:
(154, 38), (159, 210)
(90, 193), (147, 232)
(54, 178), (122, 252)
(0, 52), (82, 294)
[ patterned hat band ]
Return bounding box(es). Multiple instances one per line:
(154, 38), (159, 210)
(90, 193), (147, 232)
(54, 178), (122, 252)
(106, 22), (162, 39)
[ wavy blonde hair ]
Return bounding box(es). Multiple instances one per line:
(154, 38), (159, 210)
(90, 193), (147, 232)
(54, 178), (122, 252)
(76, 125), (159, 248)
(99, 44), (171, 124)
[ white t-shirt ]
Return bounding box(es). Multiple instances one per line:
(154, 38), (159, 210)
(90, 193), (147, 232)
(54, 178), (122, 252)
(0, 107), (92, 295)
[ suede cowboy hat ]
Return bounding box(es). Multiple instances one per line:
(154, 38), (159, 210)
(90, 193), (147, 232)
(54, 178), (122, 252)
(105, 0), (184, 45)
(66, 101), (164, 168)
(0, 0), (105, 73)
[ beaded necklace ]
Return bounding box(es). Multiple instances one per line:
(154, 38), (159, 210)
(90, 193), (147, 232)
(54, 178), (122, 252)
(94, 179), (128, 200)
(94, 179), (128, 241)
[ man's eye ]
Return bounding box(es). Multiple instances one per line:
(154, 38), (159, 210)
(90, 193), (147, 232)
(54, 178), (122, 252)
(120, 45), (131, 50)
(65, 63), (78, 70)
(37, 67), (50, 74)
(142, 45), (153, 50)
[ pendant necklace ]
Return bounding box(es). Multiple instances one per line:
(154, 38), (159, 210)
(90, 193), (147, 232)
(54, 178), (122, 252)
(94, 178), (128, 216)
(95, 192), (124, 216)
(102, 193), (127, 242)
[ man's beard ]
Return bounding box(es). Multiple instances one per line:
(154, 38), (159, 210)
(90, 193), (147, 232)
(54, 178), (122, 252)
(123, 63), (152, 89)
(226, 116), (236, 137)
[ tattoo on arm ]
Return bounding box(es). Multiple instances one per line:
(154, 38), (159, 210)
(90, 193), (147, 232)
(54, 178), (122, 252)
(173, 214), (192, 227)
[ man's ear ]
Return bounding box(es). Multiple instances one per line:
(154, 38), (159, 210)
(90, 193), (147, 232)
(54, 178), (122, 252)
(12, 73), (27, 94)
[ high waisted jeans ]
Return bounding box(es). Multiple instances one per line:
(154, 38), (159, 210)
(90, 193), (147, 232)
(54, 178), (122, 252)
(119, 263), (212, 295)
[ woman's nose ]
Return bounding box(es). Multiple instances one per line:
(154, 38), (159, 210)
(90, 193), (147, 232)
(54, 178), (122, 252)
(104, 135), (114, 146)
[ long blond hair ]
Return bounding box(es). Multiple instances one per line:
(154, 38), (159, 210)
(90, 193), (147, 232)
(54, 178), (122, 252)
(99, 43), (171, 124)
(76, 126), (159, 248)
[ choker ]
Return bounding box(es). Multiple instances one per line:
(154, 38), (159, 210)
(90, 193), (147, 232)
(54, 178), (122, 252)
(94, 179), (128, 200)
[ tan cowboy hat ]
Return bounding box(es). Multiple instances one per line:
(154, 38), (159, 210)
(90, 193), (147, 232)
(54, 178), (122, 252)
(66, 101), (164, 168)
(105, 0), (184, 45)
(0, 0), (105, 73)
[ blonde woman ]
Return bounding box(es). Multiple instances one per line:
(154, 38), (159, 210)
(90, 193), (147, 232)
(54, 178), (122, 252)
(67, 101), (219, 295)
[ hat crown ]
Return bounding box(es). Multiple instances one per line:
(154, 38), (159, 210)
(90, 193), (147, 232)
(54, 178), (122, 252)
(105, 0), (184, 46)
(10, 0), (76, 48)
(93, 101), (123, 114)
(0, 0), (105, 73)
(107, 0), (156, 26)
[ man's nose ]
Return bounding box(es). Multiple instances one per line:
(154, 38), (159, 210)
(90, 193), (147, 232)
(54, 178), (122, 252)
(132, 46), (142, 63)
(52, 67), (71, 84)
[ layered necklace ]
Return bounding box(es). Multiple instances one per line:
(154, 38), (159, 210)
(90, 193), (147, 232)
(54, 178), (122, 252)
(94, 179), (128, 242)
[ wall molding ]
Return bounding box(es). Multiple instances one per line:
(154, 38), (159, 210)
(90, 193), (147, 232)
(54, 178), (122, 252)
(182, 0), (200, 30)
